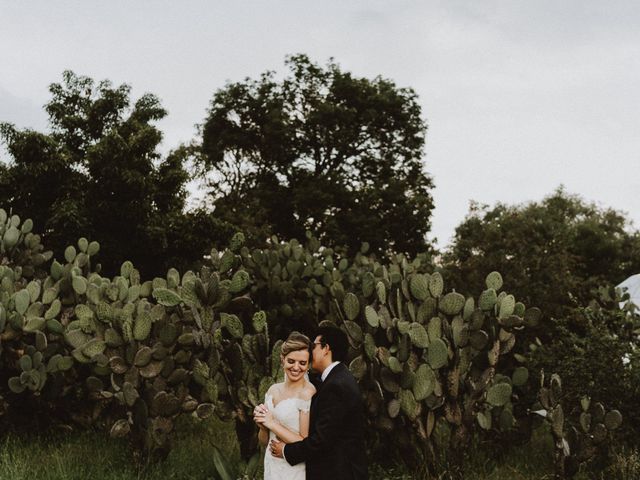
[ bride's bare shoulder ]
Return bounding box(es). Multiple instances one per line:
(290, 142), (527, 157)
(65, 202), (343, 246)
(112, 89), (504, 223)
(266, 382), (284, 399)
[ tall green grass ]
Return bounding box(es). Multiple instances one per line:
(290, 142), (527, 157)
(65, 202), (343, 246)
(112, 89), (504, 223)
(0, 418), (632, 479)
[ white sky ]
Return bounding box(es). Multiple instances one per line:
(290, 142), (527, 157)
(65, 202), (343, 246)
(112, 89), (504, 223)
(1, 0), (639, 247)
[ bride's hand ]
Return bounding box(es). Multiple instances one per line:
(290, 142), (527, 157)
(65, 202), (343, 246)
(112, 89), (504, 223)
(253, 404), (269, 429)
(254, 406), (276, 429)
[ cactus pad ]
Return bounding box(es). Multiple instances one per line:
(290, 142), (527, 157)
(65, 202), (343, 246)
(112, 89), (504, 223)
(229, 232), (245, 252)
(462, 297), (475, 320)
(409, 275), (429, 301)
(413, 364), (436, 400)
(152, 288), (182, 307)
(221, 313), (243, 338)
(387, 399), (401, 418)
(399, 389), (419, 420)
(428, 272), (444, 298)
(388, 356), (403, 374)
(479, 289), (497, 311)
(376, 281), (386, 304)
(134, 311), (153, 341)
(344, 320), (363, 344)
(120, 261), (134, 279)
(64, 246), (77, 263)
(3, 226), (20, 249)
(342, 293), (360, 321)
(604, 410), (622, 430)
(439, 292), (465, 316)
(427, 317), (442, 342)
(498, 294), (516, 319)
(511, 366), (529, 387)
(485, 271), (503, 290)
(348, 355), (367, 379)
(364, 333), (376, 360)
(64, 329), (90, 349)
(229, 270), (250, 293)
(15, 289), (30, 315)
(486, 383), (512, 407)
(477, 410), (492, 430)
(428, 338), (448, 369)
(364, 305), (379, 328)
(408, 322), (429, 348)
(252, 310), (267, 332)
(72, 276), (88, 295)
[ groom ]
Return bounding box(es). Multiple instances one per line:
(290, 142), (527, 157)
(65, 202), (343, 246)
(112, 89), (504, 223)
(270, 325), (368, 479)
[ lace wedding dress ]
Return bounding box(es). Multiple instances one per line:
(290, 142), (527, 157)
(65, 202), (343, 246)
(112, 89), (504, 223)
(263, 393), (311, 480)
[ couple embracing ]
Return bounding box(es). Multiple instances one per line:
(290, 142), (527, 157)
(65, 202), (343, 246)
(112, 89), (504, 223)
(253, 326), (368, 480)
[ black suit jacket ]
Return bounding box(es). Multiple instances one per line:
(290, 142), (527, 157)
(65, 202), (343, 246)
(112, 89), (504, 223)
(283, 362), (368, 480)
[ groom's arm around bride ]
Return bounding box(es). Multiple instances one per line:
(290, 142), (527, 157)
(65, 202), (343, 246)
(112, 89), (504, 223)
(271, 326), (368, 480)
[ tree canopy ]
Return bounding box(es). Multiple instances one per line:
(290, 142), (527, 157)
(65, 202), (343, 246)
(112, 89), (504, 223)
(199, 54), (434, 256)
(0, 71), (231, 276)
(443, 187), (640, 320)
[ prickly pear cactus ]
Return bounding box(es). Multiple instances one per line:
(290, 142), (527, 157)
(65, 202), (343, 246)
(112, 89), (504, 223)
(533, 372), (623, 478)
(0, 212), (276, 460)
(330, 269), (532, 465)
(0, 210), (558, 473)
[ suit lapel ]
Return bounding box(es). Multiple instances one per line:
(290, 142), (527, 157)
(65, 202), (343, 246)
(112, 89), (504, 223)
(322, 362), (344, 385)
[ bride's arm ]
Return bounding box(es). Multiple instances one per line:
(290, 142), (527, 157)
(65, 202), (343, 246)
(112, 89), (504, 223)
(254, 401), (270, 447)
(297, 383), (315, 439)
(257, 421), (269, 447)
(259, 410), (305, 444)
(258, 385), (315, 444)
(298, 409), (310, 438)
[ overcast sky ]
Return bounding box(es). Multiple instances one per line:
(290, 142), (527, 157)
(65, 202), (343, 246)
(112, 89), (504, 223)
(1, 0), (639, 247)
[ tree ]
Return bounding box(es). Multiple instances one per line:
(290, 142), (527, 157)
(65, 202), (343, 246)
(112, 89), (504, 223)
(443, 188), (640, 454)
(199, 54), (434, 255)
(442, 188), (640, 321)
(0, 125), (88, 256)
(0, 71), (229, 276)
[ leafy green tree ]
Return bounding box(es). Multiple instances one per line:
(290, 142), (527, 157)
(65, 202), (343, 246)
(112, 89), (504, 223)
(0, 71), (229, 276)
(444, 189), (640, 453)
(199, 54), (434, 255)
(0, 125), (88, 253)
(443, 188), (640, 320)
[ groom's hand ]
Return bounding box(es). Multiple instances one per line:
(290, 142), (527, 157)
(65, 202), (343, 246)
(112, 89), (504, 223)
(269, 439), (284, 458)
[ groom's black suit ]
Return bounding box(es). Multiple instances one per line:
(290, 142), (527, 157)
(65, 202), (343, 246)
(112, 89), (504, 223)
(283, 362), (368, 480)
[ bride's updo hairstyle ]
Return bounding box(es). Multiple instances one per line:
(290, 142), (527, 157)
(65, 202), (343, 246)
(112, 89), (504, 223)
(281, 331), (311, 358)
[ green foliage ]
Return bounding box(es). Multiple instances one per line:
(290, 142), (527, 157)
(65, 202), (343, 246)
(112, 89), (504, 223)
(0, 425), (591, 480)
(533, 372), (624, 478)
(0, 207), (631, 477)
(443, 188), (640, 322)
(0, 71), (229, 278)
(529, 287), (640, 445)
(322, 263), (533, 475)
(0, 210), (273, 461)
(199, 54), (435, 256)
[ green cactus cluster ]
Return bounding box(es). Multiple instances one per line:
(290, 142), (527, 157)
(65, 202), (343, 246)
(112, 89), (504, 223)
(0, 216), (278, 458)
(534, 372), (623, 478)
(8, 346), (48, 393)
(2, 212), (588, 474)
(327, 265), (535, 459)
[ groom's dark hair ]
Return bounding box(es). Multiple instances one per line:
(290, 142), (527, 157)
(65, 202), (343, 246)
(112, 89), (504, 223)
(316, 325), (348, 362)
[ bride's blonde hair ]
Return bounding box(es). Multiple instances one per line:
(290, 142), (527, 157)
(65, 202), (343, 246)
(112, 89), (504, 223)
(281, 331), (311, 358)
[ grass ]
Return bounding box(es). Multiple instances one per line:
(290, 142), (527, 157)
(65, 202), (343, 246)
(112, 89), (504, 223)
(0, 418), (635, 480)
(0, 416), (241, 480)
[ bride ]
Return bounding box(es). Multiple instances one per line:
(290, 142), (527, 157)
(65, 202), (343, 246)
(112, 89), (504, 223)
(253, 332), (316, 480)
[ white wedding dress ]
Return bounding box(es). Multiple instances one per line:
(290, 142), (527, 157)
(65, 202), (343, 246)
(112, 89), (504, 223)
(263, 393), (311, 480)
